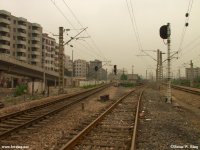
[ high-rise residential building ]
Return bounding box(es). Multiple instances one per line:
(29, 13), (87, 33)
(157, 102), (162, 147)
(42, 33), (56, 71)
(0, 10), (42, 67)
(74, 59), (87, 77)
(185, 67), (200, 79)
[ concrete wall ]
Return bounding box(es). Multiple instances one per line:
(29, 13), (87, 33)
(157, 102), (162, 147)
(27, 81), (43, 94)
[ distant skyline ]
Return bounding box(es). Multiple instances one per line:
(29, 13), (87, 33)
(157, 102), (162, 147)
(0, 0), (200, 78)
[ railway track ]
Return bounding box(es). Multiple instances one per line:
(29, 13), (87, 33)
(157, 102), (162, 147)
(162, 83), (200, 95)
(55, 88), (144, 150)
(171, 85), (200, 95)
(0, 83), (111, 139)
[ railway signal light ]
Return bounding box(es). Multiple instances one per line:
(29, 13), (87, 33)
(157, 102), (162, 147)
(114, 65), (117, 75)
(95, 66), (98, 71)
(160, 25), (170, 39)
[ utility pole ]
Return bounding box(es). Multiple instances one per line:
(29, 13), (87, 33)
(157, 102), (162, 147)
(71, 49), (74, 87)
(160, 23), (172, 103)
(43, 52), (46, 94)
(58, 27), (64, 94)
(160, 51), (163, 80)
(132, 65), (134, 83)
(156, 49), (160, 81)
(146, 70), (148, 80)
(190, 60), (194, 87)
(166, 23), (172, 103)
(57, 27), (88, 93)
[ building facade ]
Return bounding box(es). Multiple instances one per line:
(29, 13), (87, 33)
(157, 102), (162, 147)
(74, 59), (87, 77)
(42, 33), (56, 71)
(0, 10), (43, 67)
(88, 59), (102, 79)
(185, 67), (200, 79)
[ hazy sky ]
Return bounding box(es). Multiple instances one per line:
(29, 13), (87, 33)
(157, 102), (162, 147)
(1, 0), (200, 77)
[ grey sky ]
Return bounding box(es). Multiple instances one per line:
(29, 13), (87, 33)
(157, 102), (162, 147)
(1, 0), (200, 77)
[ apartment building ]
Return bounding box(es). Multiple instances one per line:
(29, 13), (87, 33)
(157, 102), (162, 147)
(42, 33), (56, 71)
(185, 67), (200, 79)
(74, 59), (87, 77)
(0, 10), (42, 67)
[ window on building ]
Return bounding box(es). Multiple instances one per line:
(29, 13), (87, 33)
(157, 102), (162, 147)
(13, 20), (16, 24)
(13, 36), (15, 40)
(13, 44), (15, 48)
(13, 28), (16, 32)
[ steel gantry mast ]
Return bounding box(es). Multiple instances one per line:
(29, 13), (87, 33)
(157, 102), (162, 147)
(58, 27), (64, 94)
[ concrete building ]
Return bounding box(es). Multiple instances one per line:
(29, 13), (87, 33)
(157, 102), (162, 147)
(127, 74), (139, 83)
(185, 67), (200, 79)
(74, 59), (87, 77)
(88, 59), (107, 80)
(0, 10), (42, 67)
(42, 33), (56, 71)
(64, 55), (73, 72)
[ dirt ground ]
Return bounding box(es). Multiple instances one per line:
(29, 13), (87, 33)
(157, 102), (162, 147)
(160, 85), (200, 116)
(137, 86), (200, 150)
(0, 87), (82, 108)
(1, 86), (131, 150)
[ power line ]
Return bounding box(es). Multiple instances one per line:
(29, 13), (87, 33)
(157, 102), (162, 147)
(62, 0), (108, 61)
(177, 0), (194, 55)
(125, 0), (142, 51)
(50, 0), (107, 61)
(129, 0), (143, 50)
(50, 0), (75, 29)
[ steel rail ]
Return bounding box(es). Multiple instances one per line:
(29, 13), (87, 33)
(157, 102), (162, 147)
(130, 89), (145, 150)
(0, 84), (111, 139)
(171, 85), (200, 95)
(162, 83), (200, 95)
(0, 83), (111, 122)
(59, 88), (143, 150)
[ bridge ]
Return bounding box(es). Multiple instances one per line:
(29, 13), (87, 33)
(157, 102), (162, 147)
(0, 54), (59, 83)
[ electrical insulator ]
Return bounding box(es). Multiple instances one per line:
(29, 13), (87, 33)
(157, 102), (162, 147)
(185, 23), (189, 27)
(185, 13), (189, 17)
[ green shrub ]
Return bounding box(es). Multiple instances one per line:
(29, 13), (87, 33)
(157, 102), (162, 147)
(14, 84), (27, 97)
(82, 84), (98, 89)
(120, 82), (135, 87)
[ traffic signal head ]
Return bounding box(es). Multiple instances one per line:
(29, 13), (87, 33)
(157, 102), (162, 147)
(114, 65), (117, 75)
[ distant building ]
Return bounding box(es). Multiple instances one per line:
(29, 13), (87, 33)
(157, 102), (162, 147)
(127, 74), (139, 82)
(88, 59), (107, 80)
(74, 59), (87, 77)
(185, 67), (200, 79)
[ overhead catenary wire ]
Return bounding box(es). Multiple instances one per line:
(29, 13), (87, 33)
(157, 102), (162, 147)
(50, 0), (108, 62)
(125, 0), (142, 51)
(125, 0), (157, 63)
(62, 0), (108, 61)
(177, 0), (194, 55)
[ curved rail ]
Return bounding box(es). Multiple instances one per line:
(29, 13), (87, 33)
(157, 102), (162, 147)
(59, 88), (144, 150)
(0, 84), (111, 121)
(0, 83), (112, 139)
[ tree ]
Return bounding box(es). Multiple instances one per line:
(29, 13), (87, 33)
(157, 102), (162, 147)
(120, 74), (127, 80)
